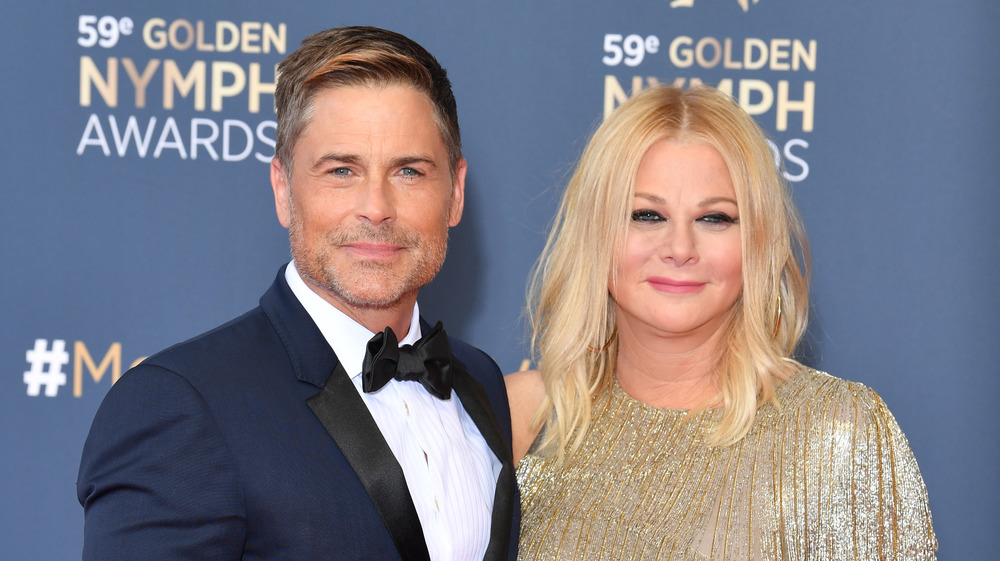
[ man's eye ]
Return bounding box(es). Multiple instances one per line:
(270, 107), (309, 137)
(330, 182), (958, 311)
(331, 167), (352, 176)
(400, 167), (422, 177)
(630, 209), (664, 223)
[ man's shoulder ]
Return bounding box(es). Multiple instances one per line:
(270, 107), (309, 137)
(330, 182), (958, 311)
(447, 333), (501, 380)
(111, 299), (315, 414)
(145, 305), (273, 372)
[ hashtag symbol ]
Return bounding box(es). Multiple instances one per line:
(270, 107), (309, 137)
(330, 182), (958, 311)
(23, 339), (69, 397)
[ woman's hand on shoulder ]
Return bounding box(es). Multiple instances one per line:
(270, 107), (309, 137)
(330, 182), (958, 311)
(504, 369), (547, 466)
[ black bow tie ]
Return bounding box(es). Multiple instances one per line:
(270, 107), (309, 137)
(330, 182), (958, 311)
(361, 321), (454, 399)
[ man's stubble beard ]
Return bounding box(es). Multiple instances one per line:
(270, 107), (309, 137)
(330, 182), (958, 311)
(287, 206), (449, 311)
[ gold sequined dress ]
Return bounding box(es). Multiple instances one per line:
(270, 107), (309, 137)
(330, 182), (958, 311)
(516, 368), (937, 560)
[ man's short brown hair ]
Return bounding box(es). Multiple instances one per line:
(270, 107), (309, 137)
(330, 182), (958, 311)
(274, 26), (462, 173)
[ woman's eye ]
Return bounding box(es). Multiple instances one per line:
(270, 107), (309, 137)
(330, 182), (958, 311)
(630, 209), (664, 223)
(699, 212), (739, 226)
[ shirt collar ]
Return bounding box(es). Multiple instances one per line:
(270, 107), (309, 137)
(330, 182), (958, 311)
(284, 261), (422, 378)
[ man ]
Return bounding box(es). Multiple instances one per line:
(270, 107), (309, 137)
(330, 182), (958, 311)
(78, 26), (518, 561)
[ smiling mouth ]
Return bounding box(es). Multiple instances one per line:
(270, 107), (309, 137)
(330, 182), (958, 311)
(342, 242), (405, 259)
(647, 277), (706, 294)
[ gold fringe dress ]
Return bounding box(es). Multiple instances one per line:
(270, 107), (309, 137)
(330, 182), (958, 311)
(516, 368), (937, 560)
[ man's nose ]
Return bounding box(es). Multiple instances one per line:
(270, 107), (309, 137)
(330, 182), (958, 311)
(356, 176), (396, 226)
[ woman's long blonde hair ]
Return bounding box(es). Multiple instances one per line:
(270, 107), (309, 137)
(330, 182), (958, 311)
(528, 85), (810, 460)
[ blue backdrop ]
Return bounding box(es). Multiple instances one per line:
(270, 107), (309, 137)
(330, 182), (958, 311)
(2, 1), (997, 558)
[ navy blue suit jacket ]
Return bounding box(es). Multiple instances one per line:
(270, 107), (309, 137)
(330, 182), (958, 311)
(78, 268), (519, 560)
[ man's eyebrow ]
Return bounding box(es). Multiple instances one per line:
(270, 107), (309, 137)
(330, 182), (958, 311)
(310, 154), (440, 171)
(311, 153), (363, 171)
(390, 155), (438, 168)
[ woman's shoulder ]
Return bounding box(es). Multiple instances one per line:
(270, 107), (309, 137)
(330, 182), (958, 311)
(769, 370), (937, 555)
(505, 368), (546, 393)
(769, 368), (924, 481)
(781, 367), (879, 404)
(777, 367), (894, 429)
(504, 369), (548, 465)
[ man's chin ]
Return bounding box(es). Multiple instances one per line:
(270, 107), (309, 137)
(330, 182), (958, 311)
(336, 291), (409, 310)
(325, 277), (418, 310)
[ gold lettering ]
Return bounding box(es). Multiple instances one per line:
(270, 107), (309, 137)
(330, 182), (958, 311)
(195, 20), (214, 52)
(248, 63), (276, 113)
(241, 22), (262, 53)
(211, 61), (246, 111)
(80, 56), (117, 107)
(604, 75), (630, 119)
(695, 37), (721, 69)
(738, 79), (774, 116)
(723, 38), (741, 69)
(792, 39), (817, 71)
(121, 58), (161, 108)
(743, 38), (768, 70)
(770, 38), (791, 71)
(143, 18), (168, 50)
(216, 21), (239, 53)
(262, 23), (287, 54)
(74, 341), (122, 397)
(669, 36), (694, 68)
(163, 60), (207, 110)
(776, 80), (815, 132)
(168, 19), (195, 51)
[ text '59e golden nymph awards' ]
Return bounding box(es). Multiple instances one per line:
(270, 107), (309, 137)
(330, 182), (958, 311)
(603, 32), (816, 182)
(76, 15), (286, 163)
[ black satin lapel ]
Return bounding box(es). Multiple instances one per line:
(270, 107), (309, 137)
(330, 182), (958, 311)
(306, 363), (430, 561)
(451, 364), (515, 561)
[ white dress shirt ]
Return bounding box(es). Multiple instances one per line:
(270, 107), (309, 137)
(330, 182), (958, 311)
(285, 262), (501, 561)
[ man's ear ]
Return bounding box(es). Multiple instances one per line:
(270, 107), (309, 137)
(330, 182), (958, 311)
(448, 158), (467, 227)
(271, 158), (292, 228)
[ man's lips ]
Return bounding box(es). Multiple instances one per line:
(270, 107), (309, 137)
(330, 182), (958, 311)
(646, 276), (706, 294)
(341, 242), (405, 258)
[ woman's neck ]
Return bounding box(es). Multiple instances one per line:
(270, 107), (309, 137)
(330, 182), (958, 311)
(614, 322), (728, 410)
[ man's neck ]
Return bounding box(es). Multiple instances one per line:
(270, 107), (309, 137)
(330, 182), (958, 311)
(296, 272), (415, 338)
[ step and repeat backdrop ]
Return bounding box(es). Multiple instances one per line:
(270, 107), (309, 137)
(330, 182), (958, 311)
(2, 1), (997, 558)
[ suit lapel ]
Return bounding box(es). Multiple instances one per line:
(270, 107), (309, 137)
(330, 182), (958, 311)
(451, 362), (515, 561)
(307, 363), (431, 561)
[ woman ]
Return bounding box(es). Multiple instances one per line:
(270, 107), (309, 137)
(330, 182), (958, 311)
(507, 85), (937, 560)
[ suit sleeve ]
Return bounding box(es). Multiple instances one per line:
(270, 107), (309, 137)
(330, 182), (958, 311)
(77, 364), (246, 560)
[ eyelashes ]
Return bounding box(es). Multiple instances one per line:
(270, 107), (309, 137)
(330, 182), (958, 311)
(631, 209), (664, 223)
(699, 212), (739, 225)
(325, 166), (426, 179)
(630, 209), (739, 227)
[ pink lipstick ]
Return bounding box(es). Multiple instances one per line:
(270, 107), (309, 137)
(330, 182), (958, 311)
(646, 276), (705, 294)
